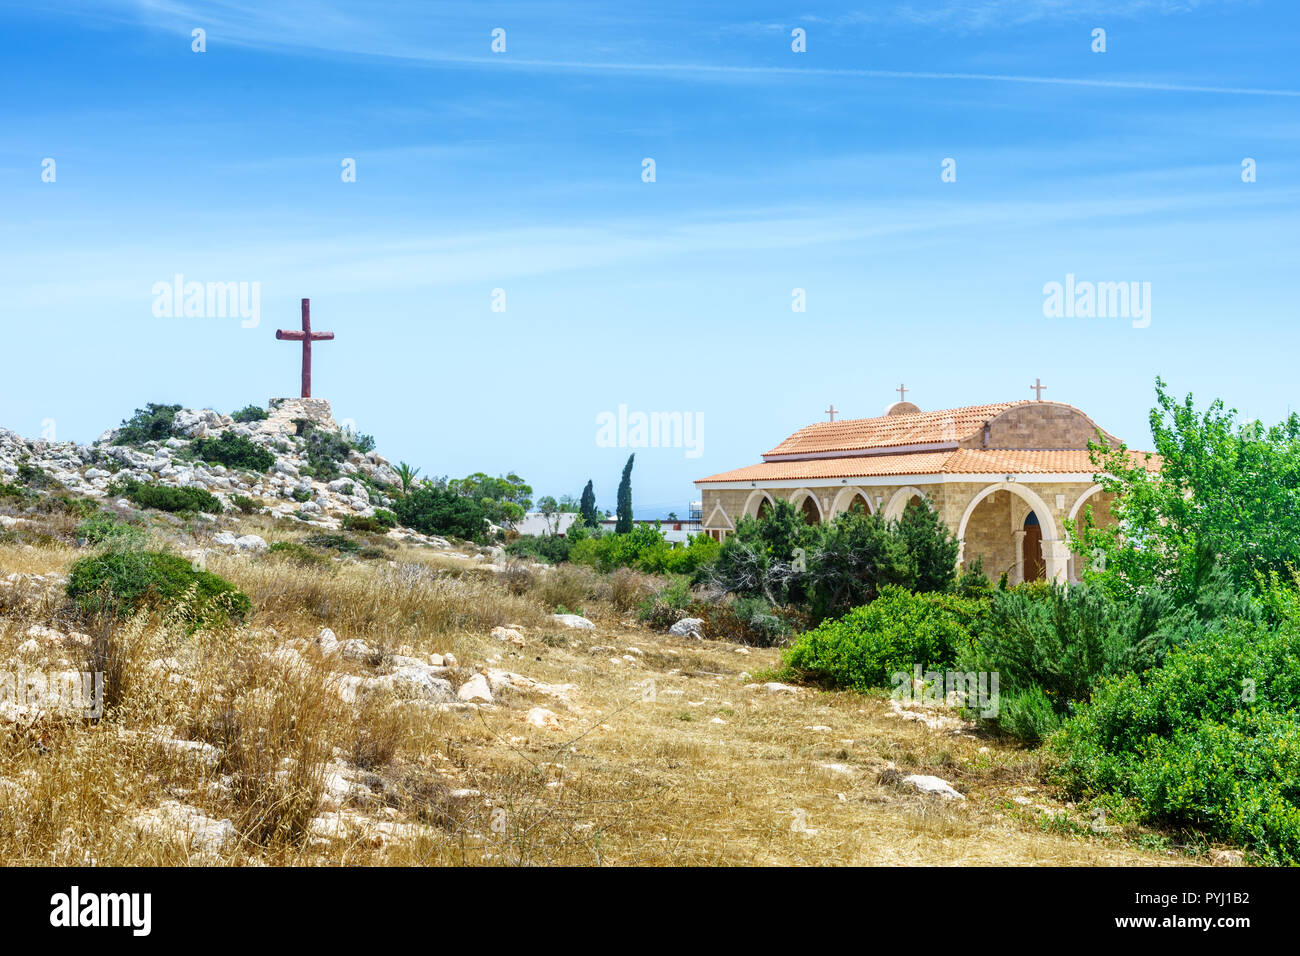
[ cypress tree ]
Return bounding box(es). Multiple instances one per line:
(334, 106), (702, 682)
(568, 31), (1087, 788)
(579, 480), (598, 528)
(615, 454), (634, 534)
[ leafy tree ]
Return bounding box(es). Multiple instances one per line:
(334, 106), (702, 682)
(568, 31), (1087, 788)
(557, 494), (580, 513)
(615, 454), (634, 535)
(392, 485), (489, 542)
(1079, 378), (1300, 602)
(537, 495), (560, 533)
(114, 403), (182, 446)
(578, 480), (599, 528)
(894, 499), (961, 593)
(448, 471), (532, 527)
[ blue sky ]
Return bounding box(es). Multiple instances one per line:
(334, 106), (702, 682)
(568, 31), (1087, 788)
(1, 1), (1297, 516)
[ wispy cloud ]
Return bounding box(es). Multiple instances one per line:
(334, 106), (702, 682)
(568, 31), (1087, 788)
(58, 0), (1299, 98)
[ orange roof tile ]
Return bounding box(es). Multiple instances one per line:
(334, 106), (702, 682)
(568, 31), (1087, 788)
(696, 448), (1159, 484)
(763, 402), (1024, 457)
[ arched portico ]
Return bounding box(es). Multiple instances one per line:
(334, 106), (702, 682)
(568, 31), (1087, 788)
(883, 486), (930, 522)
(829, 485), (874, 518)
(742, 489), (775, 520)
(788, 488), (824, 525)
(957, 482), (1067, 583)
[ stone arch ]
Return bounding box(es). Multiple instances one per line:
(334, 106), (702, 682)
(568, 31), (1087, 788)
(829, 486), (874, 518)
(1065, 484), (1107, 582)
(957, 482), (1060, 543)
(742, 489), (775, 520)
(788, 488), (824, 524)
(883, 486), (930, 522)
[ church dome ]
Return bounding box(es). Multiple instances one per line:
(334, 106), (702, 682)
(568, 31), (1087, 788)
(885, 401), (921, 416)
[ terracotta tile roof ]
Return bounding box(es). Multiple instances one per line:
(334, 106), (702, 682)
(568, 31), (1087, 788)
(763, 402), (1024, 457)
(696, 448), (1159, 484)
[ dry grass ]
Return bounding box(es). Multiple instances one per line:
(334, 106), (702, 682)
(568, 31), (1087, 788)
(0, 510), (1224, 867)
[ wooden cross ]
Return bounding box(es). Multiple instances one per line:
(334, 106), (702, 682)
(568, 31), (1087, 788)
(1030, 377), (1046, 401)
(896, 383), (908, 402)
(276, 298), (334, 398)
(825, 404), (839, 423)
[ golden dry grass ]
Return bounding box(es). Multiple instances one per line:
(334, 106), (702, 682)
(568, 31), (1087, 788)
(0, 510), (1224, 866)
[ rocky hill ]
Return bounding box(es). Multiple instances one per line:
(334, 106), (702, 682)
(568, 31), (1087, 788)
(0, 399), (446, 543)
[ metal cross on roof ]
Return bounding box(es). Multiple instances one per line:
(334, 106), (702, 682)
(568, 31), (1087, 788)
(1031, 377), (1047, 401)
(896, 383), (908, 402)
(825, 404), (839, 422)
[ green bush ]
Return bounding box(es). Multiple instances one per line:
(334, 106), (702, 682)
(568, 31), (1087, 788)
(17, 462), (59, 490)
(230, 494), (262, 514)
(636, 577), (695, 629)
(188, 432), (276, 472)
(113, 403), (182, 446)
(302, 533), (362, 555)
(392, 485), (488, 542)
(110, 478), (223, 514)
(76, 512), (146, 549)
(67, 549), (251, 628)
(230, 405), (268, 423)
(266, 541), (331, 569)
(291, 489), (311, 503)
(959, 578), (1246, 742)
(1053, 596), (1300, 864)
(301, 426), (355, 481)
(0, 482), (32, 502)
(341, 511), (397, 534)
(780, 586), (983, 692)
(506, 533), (571, 564)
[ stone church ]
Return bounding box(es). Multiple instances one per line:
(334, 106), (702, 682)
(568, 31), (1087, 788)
(694, 397), (1158, 584)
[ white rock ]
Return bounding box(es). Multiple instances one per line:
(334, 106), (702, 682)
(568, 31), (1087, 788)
(132, 801), (236, 854)
(315, 628), (340, 654)
(525, 707), (561, 729)
(491, 626), (525, 646)
(457, 673), (493, 703)
(551, 613), (594, 630)
(669, 617), (705, 639)
(390, 666), (454, 702)
(212, 531), (239, 547)
(340, 639), (376, 662)
(234, 534), (267, 553)
(901, 774), (966, 801)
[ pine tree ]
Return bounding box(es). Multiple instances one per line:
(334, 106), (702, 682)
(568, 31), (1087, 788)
(615, 454), (634, 534)
(579, 480), (598, 528)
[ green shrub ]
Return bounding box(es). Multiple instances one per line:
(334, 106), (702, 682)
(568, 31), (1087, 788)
(1053, 596), (1300, 864)
(780, 586), (983, 692)
(301, 426), (354, 481)
(291, 489), (311, 503)
(691, 595), (796, 647)
(76, 512), (147, 549)
(113, 403), (182, 446)
(0, 482), (32, 502)
(231, 405), (268, 423)
(506, 533), (571, 564)
(636, 577), (695, 630)
(188, 432), (276, 472)
(16, 461), (59, 490)
(392, 485), (488, 542)
(266, 541), (331, 569)
(67, 549), (251, 628)
(110, 478), (223, 514)
(958, 581), (1223, 741)
(302, 533), (363, 555)
(342, 511), (397, 534)
(230, 494), (262, 514)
